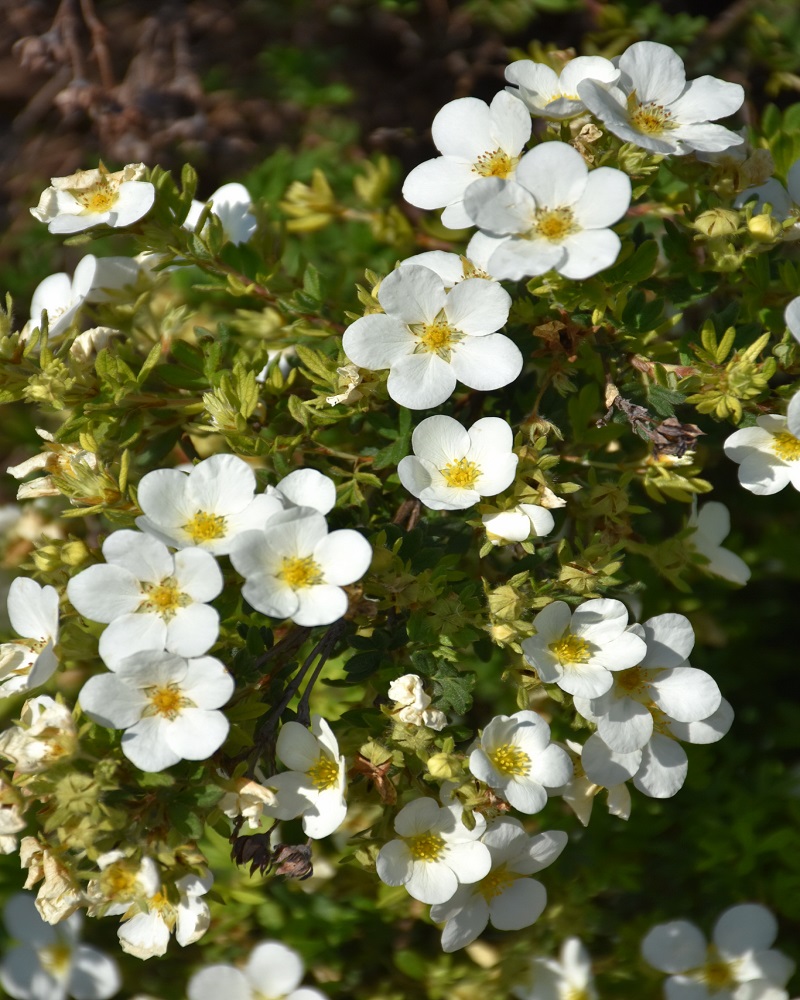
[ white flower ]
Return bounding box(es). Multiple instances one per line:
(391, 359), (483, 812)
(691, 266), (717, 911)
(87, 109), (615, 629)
(265, 468), (337, 516)
(580, 695), (734, 799)
(468, 710), (572, 813)
(188, 940), (325, 1000)
(230, 507), (372, 627)
(262, 717), (347, 839)
(7, 428), (98, 500)
(376, 796), (492, 904)
(388, 673), (447, 730)
(687, 501), (750, 585)
(786, 295), (800, 343)
(505, 55), (619, 120)
(513, 937), (598, 1000)
(572, 613), (721, 754)
(30, 163), (155, 234)
(0, 578), (59, 697)
(723, 394), (800, 494)
(135, 453), (276, 554)
(521, 598), (647, 699)
(398, 414), (518, 511)
(116, 871), (212, 960)
(549, 739), (631, 828)
(24, 257), (97, 341)
(430, 817), (568, 952)
(463, 142), (631, 281)
(69, 326), (123, 363)
(67, 529), (223, 665)
(402, 91), (531, 229)
(0, 696), (77, 774)
(218, 776), (277, 830)
(86, 851), (161, 919)
(342, 264), (520, 409)
(482, 503), (555, 545)
(79, 650), (233, 772)
(399, 248), (497, 284)
(0, 893), (120, 1000)
(184, 182), (257, 245)
(578, 41), (745, 156)
(641, 903), (796, 1000)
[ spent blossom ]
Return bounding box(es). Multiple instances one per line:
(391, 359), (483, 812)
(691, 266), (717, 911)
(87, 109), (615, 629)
(19, 837), (83, 925)
(0, 577), (59, 697)
(342, 263), (521, 409)
(505, 55), (619, 120)
(30, 162), (155, 234)
(398, 414), (518, 511)
(388, 673), (447, 730)
(641, 903), (795, 1000)
(7, 428), (98, 500)
(67, 529), (223, 665)
(463, 141), (631, 281)
(429, 817), (568, 952)
(468, 710), (572, 813)
(402, 91), (531, 229)
(376, 796), (492, 904)
(578, 40), (745, 156)
(0, 696), (77, 774)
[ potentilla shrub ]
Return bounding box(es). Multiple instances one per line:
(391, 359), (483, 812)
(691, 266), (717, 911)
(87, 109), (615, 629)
(1, 36), (799, 1000)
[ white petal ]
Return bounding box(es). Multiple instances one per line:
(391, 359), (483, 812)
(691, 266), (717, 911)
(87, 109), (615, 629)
(642, 920), (707, 973)
(314, 529), (372, 585)
(640, 613), (695, 668)
(444, 278), (510, 335)
(582, 733), (641, 785)
(275, 469), (336, 515)
(395, 796), (442, 837)
(405, 859), (458, 903)
(7, 579), (59, 641)
(490, 877), (546, 930)
(101, 530), (172, 582)
(516, 141), (588, 209)
(68, 944), (121, 1000)
(387, 352), (456, 409)
(68, 565), (142, 622)
(186, 454), (256, 514)
(110, 181), (155, 227)
(293, 584), (349, 626)
(633, 734), (688, 798)
(179, 656), (234, 709)
(402, 158), (476, 212)
(246, 941), (304, 996)
(98, 614), (166, 667)
(488, 90), (532, 155)
(302, 787), (347, 839)
(464, 178), (535, 235)
(450, 334), (523, 392)
(376, 839), (413, 886)
(504, 776), (547, 814)
(557, 229), (622, 280)
(669, 77), (744, 124)
(277, 722), (321, 771)
(137, 469), (192, 526)
(597, 697), (654, 753)
(188, 967), (251, 1000)
(489, 237), (564, 280)
(121, 717), (181, 772)
(379, 265), (447, 325)
(80, 673), (146, 728)
(619, 41), (687, 105)
(572, 166), (631, 229)
(431, 97), (493, 160)
(650, 666), (720, 723)
(173, 547), (223, 602)
(785, 296), (800, 343)
(411, 415), (470, 465)
(668, 699), (734, 744)
(439, 895), (489, 952)
(343, 314), (414, 370)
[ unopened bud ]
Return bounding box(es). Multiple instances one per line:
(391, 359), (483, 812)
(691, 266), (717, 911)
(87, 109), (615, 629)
(748, 214), (782, 241)
(694, 209), (740, 237)
(427, 752), (461, 780)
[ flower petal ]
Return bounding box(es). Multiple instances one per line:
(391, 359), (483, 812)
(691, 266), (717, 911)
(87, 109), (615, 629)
(641, 919), (707, 973)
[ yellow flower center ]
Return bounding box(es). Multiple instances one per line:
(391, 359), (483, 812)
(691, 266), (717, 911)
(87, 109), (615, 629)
(628, 94), (675, 135)
(307, 754), (340, 790)
(184, 510), (227, 544)
(472, 148), (516, 178)
(278, 555), (322, 589)
(440, 458), (481, 489)
(615, 666), (647, 696)
(534, 206), (577, 242)
(488, 743), (530, 776)
(772, 431), (800, 461)
(39, 941), (72, 977)
(145, 683), (189, 720)
(408, 832), (446, 862)
(478, 864), (517, 900)
(76, 184), (119, 213)
(419, 319), (457, 352)
(564, 988), (591, 1000)
(100, 864), (140, 900)
(700, 949), (735, 990)
(549, 633), (591, 664)
(140, 577), (190, 620)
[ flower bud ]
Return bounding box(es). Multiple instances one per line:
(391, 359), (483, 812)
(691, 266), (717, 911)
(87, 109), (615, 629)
(427, 752), (461, 780)
(748, 214), (783, 241)
(694, 209), (740, 237)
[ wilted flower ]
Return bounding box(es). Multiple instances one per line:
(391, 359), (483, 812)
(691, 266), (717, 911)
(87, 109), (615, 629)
(30, 163), (155, 234)
(0, 696), (77, 774)
(7, 428), (98, 500)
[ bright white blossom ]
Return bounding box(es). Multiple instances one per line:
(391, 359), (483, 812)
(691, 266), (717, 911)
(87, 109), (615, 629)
(24, 256), (96, 341)
(521, 598), (647, 699)
(30, 163), (155, 234)
(0, 578), (59, 697)
(482, 503), (555, 545)
(342, 264), (520, 409)
(402, 91), (531, 229)
(67, 529), (223, 665)
(505, 55), (618, 120)
(430, 817), (568, 952)
(468, 710), (572, 813)
(578, 41), (745, 155)
(263, 717), (347, 839)
(0, 893), (120, 1000)
(184, 182), (257, 244)
(135, 453), (276, 554)
(723, 394), (800, 494)
(388, 673), (447, 730)
(641, 903), (796, 1000)
(572, 613), (721, 754)
(513, 937), (598, 1000)
(0, 696), (77, 774)
(398, 414), (518, 511)
(549, 739), (631, 827)
(463, 141), (631, 281)
(188, 940), (325, 1000)
(115, 871), (212, 960)
(79, 650), (233, 772)
(688, 501), (751, 585)
(264, 468), (337, 516)
(399, 248), (497, 285)
(376, 796), (492, 904)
